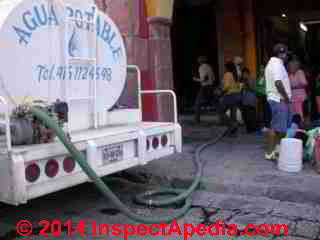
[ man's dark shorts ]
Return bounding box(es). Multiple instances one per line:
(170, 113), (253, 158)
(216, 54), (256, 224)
(269, 100), (290, 134)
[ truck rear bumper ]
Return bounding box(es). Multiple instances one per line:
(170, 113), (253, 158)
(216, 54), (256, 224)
(0, 121), (181, 205)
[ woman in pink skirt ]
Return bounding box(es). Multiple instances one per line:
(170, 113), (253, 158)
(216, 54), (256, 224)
(288, 60), (308, 120)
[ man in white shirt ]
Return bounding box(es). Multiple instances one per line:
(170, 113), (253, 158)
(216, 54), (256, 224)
(265, 43), (292, 160)
(193, 56), (215, 123)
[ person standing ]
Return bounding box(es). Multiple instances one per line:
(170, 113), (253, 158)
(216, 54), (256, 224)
(288, 60), (308, 120)
(234, 56), (243, 80)
(240, 68), (259, 133)
(265, 43), (292, 160)
(314, 71), (320, 115)
(256, 64), (272, 132)
(219, 61), (241, 128)
(193, 56), (215, 123)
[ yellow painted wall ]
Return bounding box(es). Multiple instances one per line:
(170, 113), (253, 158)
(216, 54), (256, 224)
(145, 0), (174, 19)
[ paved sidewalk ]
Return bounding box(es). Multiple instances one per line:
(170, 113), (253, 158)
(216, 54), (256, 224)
(134, 118), (320, 206)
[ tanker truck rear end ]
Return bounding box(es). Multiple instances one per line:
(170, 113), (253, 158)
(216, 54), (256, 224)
(0, 0), (181, 205)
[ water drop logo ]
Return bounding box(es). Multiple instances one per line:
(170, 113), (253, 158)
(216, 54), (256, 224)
(68, 27), (78, 57)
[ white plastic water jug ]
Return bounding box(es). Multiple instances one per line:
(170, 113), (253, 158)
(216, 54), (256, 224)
(278, 138), (303, 173)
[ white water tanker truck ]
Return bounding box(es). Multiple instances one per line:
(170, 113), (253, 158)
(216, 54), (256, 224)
(0, 0), (181, 205)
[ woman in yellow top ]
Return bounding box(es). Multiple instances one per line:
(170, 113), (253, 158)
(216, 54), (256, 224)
(223, 62), (241, 94)
(219, 62), (242, 128)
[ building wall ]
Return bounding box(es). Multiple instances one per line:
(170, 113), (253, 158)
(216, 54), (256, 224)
(221, 0), (244, 63)
(216, 0), (257, 78)
(95, 0), (257, 120)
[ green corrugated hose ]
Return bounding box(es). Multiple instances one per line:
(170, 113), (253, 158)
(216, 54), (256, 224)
(31, 106), (230, 224)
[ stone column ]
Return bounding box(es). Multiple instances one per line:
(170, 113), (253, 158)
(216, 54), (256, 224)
(147, 17), (174, 122)
(242, 0), (257, 78)
(215, 0), (225, 82)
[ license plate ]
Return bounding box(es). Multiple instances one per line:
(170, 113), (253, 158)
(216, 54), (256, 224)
(102, 144), (123, 164)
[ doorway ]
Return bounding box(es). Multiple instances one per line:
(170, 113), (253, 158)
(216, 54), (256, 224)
(171, 0), (218, 113)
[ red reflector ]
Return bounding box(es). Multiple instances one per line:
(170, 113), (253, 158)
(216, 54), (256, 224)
(152, 137), (159, 149)
(161, 135), (168, 147)
(25, 163), (40, 183)
(63, 156), (75, 173)
(45, 159), (59, 178)
(146, 139), (150, 151)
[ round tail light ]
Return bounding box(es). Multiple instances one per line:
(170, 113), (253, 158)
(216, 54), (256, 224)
(45, 159), (59, 178)
(146, 139), (150, 151)
(63, 156), (75, 173)
(152, 137), (159, 149)
(161, 135), (168, 147)
(25, 163), (40, 183)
